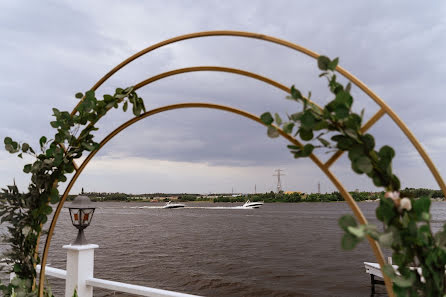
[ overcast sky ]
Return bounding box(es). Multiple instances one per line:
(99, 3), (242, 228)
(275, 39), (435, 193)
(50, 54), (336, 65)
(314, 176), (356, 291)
(0, 1), (445, 194)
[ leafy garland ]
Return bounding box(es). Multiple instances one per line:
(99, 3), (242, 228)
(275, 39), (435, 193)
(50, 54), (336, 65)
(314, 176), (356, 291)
(0, 87), (146, 296)
(261, 56), (446, 296)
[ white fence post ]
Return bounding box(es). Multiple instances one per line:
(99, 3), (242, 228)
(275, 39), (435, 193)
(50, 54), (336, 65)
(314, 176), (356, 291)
(63, 244), (98, 297)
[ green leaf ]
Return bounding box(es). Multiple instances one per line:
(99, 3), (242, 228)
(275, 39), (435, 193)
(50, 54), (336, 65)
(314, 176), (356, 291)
(379, 232), (393, 247)
(379, 145), (395, 161)
(23, 164), (32, 173)
(421, 212), (430, 221)
(140, 98), (146, 113)
(39, 136), (47, 147)
(260, 112), (274, 125)
(290, 86), (303, 100)
(52, 108), (61, 118)
(42, 205), (53, 215)
(348, 144), (364, 162)
(331, 135), (354, 150)
(59, 174), (67, 182)
(344, 128), (358, 141)
(81, 142), (96, 151)
(345, 82), (352, 93)
(335, 105), (349, 119)
(103, 94), (114, 102)
(413, 196), (431, 218)
(287, 145), (300, 150)
(75, 92), (83, 99)
(339, 215), (357, 232)
(318, 137), (330, 147)
(13, 263), (22, 273)
(85, 90), (95, 101)
(301, 144), (314, 157)
(274, 113), (282, 126)
(372, 175), (383, 187)
(313, 120), (329, 131)
(267, 126), (280, 138)
(50, 188), (60, 204)
(299, 128), (313, 141)
(290, 112), (303, 121)
(123, 101), (128, 112)
(347, 225), (365, 238)
(334, 91), (353, 108)
(4, 137), (12, 145)
(328, 57), (339, 70)
(390, 174), (400, 191)
(382, 264), (396, 278)
(376, 198), (396, 224)
(317, 55), (331, 71)
(351, 160), (364, 174)
(5, 143), (13, 153)
(355, 156), (373, 174)
(22, 143), (29, 152)
(361, 134), (375, 152)
(282, 122), (294, 134)
(341, 232), (360, 250)
(345, 114), (362, 130)
(393, 273), (415, 288)
(301, 111), (315, 129)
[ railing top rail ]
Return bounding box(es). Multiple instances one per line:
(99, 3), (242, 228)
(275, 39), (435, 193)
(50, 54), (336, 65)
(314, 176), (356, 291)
(86, 277), (202, 297)
(36, 265), (201, 297)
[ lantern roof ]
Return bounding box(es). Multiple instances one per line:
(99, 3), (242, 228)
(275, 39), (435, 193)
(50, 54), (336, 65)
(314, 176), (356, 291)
(65, 195), (96, 209)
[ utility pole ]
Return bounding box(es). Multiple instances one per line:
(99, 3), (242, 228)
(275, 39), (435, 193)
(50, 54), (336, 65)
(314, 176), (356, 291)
(254, 184), (257, 194)
(318, 182), (321, 194)
(273, 169), (285, 193)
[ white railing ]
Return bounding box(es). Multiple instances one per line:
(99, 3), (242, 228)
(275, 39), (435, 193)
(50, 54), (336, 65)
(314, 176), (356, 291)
(34, 244), (202, 297)
(87, 277), (201, 297)
(36, 265), (200, 297)
(36, 265), (66, 279)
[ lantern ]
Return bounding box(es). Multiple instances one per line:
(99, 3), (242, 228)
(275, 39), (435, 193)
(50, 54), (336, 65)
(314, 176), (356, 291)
(66, 192), (96, 245)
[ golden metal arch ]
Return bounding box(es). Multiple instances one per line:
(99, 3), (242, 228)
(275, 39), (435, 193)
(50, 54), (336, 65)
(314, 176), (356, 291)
(37, 30), (446, 297)
(71, 30), (445, 198)
(39, 102), (393, 296)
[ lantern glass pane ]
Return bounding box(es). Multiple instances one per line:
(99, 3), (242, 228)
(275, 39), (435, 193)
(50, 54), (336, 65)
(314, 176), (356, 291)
(81, 208), (94, 227)
(69, 209), (81, 227)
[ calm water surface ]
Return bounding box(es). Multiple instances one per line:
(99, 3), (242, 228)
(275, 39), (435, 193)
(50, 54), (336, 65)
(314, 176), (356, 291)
(3, 201), (446, 296)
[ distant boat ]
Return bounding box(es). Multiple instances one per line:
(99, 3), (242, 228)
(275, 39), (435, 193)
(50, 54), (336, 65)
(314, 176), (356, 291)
(242, 200), (264, 209)
(163, 201), (185, 209)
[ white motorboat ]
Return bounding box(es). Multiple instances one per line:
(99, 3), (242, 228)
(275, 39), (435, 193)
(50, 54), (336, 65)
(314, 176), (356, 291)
(242, 200), (264, 208)
(163, 201), (185, 209)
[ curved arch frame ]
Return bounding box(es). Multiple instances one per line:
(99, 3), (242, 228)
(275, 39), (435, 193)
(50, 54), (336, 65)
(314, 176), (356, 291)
(37, 30), (446, 297)
(73, 29), (445, 199)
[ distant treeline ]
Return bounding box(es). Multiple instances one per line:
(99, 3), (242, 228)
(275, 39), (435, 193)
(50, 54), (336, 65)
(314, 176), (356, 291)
(66, 192), (203, 202)
(212, 191), (382, 203)
(61, 187), (444, 203)
(399, 188), (444, 199)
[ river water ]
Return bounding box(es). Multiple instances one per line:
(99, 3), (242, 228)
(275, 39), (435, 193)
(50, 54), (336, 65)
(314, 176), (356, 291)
(3, 201), (446, 296)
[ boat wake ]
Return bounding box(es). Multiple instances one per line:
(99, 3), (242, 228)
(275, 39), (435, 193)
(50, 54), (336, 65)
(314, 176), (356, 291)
(130, 200), (264, 210)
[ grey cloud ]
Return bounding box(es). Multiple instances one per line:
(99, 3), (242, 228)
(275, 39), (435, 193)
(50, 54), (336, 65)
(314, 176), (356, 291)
(1, 0), (445, 193)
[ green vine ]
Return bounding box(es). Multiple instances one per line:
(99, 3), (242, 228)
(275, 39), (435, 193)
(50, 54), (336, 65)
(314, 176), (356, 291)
(0, 87), (145, 296)
(262, 56), (446, 296)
